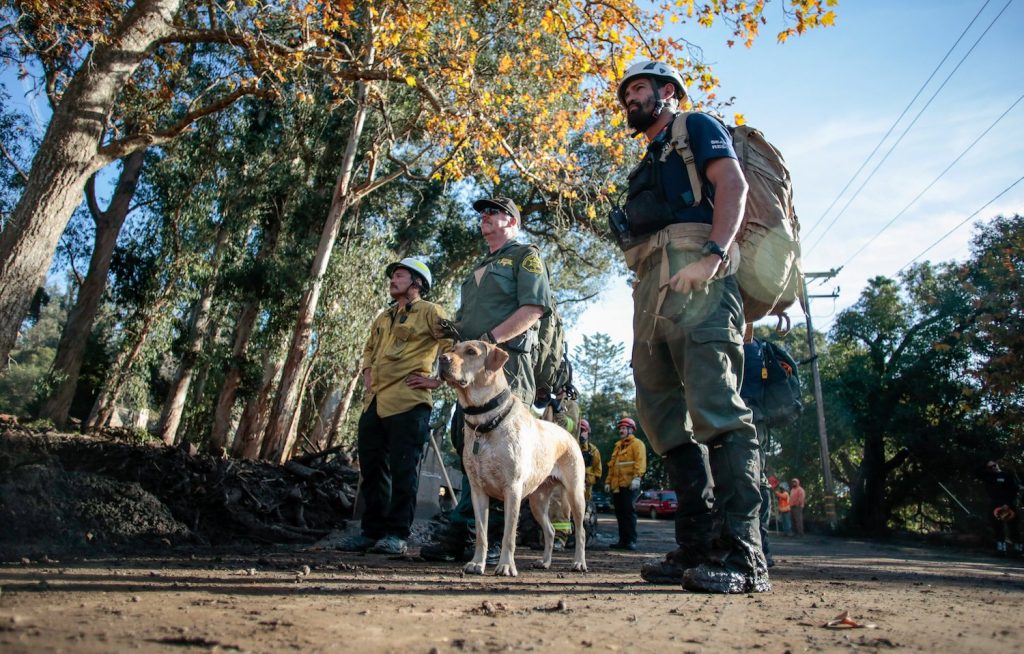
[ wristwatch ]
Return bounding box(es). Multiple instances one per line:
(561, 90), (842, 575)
(701, 239), (728, 264)
(482, 330), (497, 344)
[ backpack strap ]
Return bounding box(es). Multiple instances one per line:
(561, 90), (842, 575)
(661, 112), (704, 208)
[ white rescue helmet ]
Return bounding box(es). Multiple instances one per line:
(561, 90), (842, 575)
(385, 257), (432, 293)
(617, 60), (687, 106)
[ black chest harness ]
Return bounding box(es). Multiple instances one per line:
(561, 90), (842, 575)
(463, 387), (514, 435)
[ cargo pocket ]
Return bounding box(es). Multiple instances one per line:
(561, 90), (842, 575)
(689, 326), (744, 394)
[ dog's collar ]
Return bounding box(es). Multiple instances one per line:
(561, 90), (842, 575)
(463, 388), (511, 416)
(463, 388), (514, 435)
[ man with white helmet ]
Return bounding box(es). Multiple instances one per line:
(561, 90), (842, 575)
(339, 257), (452, 555)
(612, 61), (770, 592)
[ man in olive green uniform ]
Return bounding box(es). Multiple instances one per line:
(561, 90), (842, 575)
(340, 258), (452, 555)
(614, 61), (769, 593)
(421, 196), (554, 562)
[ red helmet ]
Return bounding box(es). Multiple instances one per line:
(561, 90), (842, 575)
(617, 417), (636, 431)
(579, 418), (590, 434)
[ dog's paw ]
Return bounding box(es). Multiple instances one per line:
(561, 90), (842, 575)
(570, 562), (587, 573)
(463, 562), (485, 575)
(532, 559), (551, 570)
(493, 563), (518, 577)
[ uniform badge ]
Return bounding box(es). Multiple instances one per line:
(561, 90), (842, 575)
(521, 253), (543, 274)
(496, 257), (514, 267)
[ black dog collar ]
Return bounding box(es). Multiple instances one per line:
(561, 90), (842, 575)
(463, 388), (514, 435)
(463, 388), (511, 415)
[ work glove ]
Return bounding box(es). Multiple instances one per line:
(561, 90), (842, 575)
(629, 477), (641, 492)
(604, 484), (611, 494)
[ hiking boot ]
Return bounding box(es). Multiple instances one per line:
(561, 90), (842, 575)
(369, 535), (408, 555)
(682, 562), (772, 594)
(609, 541), (637, 551)
(486, 542), (501, 566)
(640, 547), (710, 584)
(420, 520), (471, 562)
(420, 540), (471, 562)
(337, 533), (376, 552)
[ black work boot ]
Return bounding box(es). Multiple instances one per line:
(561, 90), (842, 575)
(682, 520), (771, 593)
(419, 520), (472, 562)
(642, 443), (715, 583)
(682, 433), (771, 594)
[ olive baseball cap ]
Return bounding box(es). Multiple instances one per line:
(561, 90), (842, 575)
(472, 196), (520, 222)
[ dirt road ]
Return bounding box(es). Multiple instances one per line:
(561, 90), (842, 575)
(1, 515), (1022, 653)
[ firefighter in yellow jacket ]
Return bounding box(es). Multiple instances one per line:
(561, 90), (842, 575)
(605, 417), (647, 550)
(579, 418), (603, 501)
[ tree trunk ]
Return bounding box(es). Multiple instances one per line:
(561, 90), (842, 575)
(157, 225), (229, 445)
(210, 215), (282, 452)
(231, 352), (283, 460)
(37, 150), (147, 428)
(325, 368), (361, 450)
(260, 66), (374, 464)
(0, 0), (183, 370)
(310, 385), (342, 449)
(850, 430), (889, 534)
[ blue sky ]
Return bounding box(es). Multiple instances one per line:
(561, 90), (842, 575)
(572, 0), (1024, 352)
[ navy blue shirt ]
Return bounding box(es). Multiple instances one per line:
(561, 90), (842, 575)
(653, 112), (737, 224)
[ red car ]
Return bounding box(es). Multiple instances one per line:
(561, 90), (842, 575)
(634, 490), (678, 519)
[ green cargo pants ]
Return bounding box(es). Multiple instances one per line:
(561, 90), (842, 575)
(631, 245), (756, 455)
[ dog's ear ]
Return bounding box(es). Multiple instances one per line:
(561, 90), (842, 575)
(485, 343), (509, 372)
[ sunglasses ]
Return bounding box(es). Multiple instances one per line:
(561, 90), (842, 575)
(479, 207), (504, 217)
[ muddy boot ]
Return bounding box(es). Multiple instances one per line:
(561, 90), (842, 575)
(683, 518), (771, 594)
(683, 432), (771, 594)
(420, 520), (471, 562)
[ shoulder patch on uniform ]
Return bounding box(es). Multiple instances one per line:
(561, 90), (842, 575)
(521, 253), (543, 274)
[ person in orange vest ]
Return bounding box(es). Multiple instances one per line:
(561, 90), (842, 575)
(789, 478), (806, 536)
(775, 482), (792, 535)
(605, 417), (647, 550)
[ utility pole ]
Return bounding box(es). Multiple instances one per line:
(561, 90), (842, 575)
(803, 269), (840, 531)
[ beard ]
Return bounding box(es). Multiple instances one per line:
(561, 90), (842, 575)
(626, 94), (660, 132)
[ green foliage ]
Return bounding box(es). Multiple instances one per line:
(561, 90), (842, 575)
(808, 216), (1024, 534)
(0, 286), (68, 416)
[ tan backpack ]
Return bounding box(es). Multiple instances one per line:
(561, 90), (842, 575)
(667, 114), (804, 327)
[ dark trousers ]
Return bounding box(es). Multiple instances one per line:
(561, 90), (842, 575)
(612, 488), (640, 545)
(357, 399), (430, 539)
(989, 505), (1022, 544)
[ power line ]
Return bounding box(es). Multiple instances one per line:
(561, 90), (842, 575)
(838, 93), (1024, 270)
(897, 173), (1024, 273)
(802, 0), (995, 240)
(804, 0), (1013, 255)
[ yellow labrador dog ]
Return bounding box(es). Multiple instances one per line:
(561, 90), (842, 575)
(439, 340), (587, 576)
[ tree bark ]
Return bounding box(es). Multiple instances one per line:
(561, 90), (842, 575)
(325, 368), (361, 450)
(156, 225), (229, 445)
(231, 352), (283, 460)
(37, 149), (147, 428)
(260, 55), (375, 464)
(0, 0), (183, 370)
